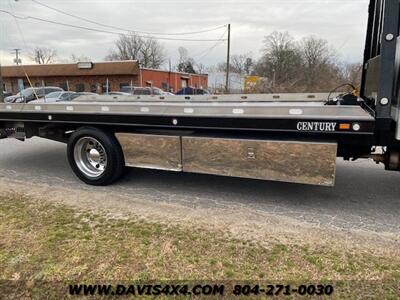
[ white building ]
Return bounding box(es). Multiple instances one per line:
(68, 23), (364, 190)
(208, 72), (246, 94)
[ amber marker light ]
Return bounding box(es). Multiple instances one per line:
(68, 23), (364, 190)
(339, 123), (351, 130)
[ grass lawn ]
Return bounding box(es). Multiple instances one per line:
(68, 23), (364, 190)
(0, 193), (399, 299)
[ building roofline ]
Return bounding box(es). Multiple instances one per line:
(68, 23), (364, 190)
(1, 61), (208, 79)
(141, 67), (208, 77)
(1, 60), (139, 68)
(1, 61), (140, 78)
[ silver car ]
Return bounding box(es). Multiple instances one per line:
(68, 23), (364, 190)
(31, 91), (76, 103)
(5, 87), (64, 103)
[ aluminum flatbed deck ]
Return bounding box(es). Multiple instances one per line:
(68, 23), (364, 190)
(0, 93), (375, 135)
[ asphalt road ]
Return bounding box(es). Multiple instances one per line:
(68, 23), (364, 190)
(0, 137), (399, 235)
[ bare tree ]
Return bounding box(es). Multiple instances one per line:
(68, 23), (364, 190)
(178, 47), (189, 65)
(217, 53), (254, 76)
(298, 36), (341, 91)
(176, 47), (197, 74)
(251, 32), (349, 93)
(30, 47), (57, 64)
(70, 53), (92, 63)
(210, 31), (359, 94)
(340, 62), (363, 89)
(195, 62), (207, 74)
(105, 33), (166, 69)
(254, 31), (303, 92)
(141, 38), (166, 69)
(231, 54), (254, 75)
(105, 34), (143, 61)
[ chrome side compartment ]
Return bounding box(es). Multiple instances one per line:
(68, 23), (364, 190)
(182, 137), (337, 186)
(115, 133), (182, 171)
(116, 133), (338, 186)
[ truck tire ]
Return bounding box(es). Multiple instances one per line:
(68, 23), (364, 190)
(67, 127), (125, 186)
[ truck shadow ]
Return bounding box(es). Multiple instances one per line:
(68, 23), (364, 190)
(120, 163), (400, 233)
(121, 161), (400, 213)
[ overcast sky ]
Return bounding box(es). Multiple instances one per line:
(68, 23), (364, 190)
(0, 0), (369, 68)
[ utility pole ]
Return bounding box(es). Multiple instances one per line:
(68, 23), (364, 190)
(0, 62), (4, 102)
(12, 49), (21, 65)
(225, 24), (231, 94)
(168, 58), (172, 92)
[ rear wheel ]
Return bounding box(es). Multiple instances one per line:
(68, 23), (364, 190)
(67, 127), (125, 185)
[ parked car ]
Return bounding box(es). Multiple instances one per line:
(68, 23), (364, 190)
(2, 92), (12, 99)
(5, 87), (64, 103)
(162, 92), (175, 96)
(106, 92), (132, 96)
(120, 87), (163, 96)
(69, 92), (98, 101)
(30, 91), (76, 103)
(176, 87), (210, 95)
(4, 92), (22, 103)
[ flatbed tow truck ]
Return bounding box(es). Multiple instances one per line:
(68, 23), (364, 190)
(0, 0), (398, 187)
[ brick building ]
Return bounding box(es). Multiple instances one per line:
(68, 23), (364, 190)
(1, 61), (208, 94)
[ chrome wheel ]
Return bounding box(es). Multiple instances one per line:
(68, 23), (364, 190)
(73, 137), (107, 178)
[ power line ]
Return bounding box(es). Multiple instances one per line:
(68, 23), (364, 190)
(196, 40), (226, 62)
(0, 9), (227, 42)
(31, 0), (227, 37)
(192, 28), (228, 59)
(225, 24), (231, 93)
